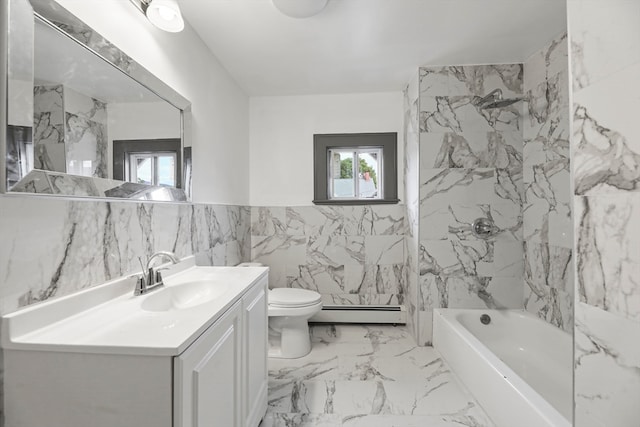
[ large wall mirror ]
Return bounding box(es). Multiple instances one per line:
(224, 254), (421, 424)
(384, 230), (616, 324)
(3, 0), (192, 201)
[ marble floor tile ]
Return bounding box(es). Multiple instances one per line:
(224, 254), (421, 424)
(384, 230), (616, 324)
(262, 325), (495, 427)
(337, 347), (444, 381)
(342, 412), (493, 427)
(267, 380), (297, 413)
(260, 413), (343, 427)
(269, 353), (340, 382)
(383, 379), (478, 416)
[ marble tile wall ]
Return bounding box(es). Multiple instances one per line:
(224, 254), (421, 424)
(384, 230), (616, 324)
(63, 87), (108, 178)
(250, 206), (405, 306)
(403, 74), (420, 342)
(33, 85), (109, 178)
(569, 0), (640, 425)
(33, 85), (65, 173)
(0, 196), (250, 315)
(522, 34), (573, 332)
(417, 65), (525, 344)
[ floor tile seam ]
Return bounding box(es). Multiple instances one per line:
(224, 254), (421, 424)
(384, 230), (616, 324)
(269, 380), (460, 386)
(265, 408), (483, 417)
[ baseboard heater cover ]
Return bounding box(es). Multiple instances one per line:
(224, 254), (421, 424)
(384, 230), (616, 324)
(310, 305), (406, 324)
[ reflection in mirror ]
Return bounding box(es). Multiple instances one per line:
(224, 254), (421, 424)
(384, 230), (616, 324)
(5, 0), (191, 201)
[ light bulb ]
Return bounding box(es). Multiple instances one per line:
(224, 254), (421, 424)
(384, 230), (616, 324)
(145, 0), (185, 33)
(158, 6), (177, 21)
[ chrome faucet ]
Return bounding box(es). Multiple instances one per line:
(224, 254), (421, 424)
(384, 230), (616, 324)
(471, 217), (500, 240)
(134, 251), (180, 296)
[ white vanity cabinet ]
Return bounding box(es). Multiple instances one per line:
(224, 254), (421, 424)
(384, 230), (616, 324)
(174, 278), (268, 427)
(2, 267), (269, 427)
(242, 280), (269, 427)
(175, 300), (243, 427)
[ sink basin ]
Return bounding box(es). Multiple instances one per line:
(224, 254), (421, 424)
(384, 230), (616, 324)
(141, 280), (230, 312)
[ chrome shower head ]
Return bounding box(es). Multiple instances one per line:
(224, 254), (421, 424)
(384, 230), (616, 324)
(480, 98), (523, 109)
(472, 88), (524, 110)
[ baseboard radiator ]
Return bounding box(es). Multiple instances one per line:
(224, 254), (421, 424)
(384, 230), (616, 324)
(310, 304), (406, 324)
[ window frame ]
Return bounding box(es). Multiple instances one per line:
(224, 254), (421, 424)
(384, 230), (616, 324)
(129, 151), (177, 187)
(113, 138), (182, 189)
(313, 132), (399, 205)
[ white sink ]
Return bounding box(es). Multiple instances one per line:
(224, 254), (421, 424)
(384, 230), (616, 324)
(141, 280), (231, 312)
(0, 264), (268, 356)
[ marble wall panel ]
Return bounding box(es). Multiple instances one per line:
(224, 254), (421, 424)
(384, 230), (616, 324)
(33, 85), (109, 178)
(569, 0), (640, 93)
(569, 0), (640, 424)
(523, 33), (573, 332)
(420, 168), (522, 208)
(572, 68), (640, 196)
(64, 88), (108, 178)
(417, 64), (525, 344)
(575, 194), (640, 322)
(0, 196), (250, 315)
(574, 303), (640, 427)
(251, 205), (406, 305)
(33, 85), (65, 172)
(523, 242), (573, 332)
(307, 235), (365, 266)
(404, 77), (421, 342)
(420, 202), (521, 242)
(419, 96), (522, 134)
(419, 65), (523, 98)
(420, 131), (522, 170)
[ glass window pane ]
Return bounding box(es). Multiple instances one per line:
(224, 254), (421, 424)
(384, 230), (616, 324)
(157, 155), (176, 187)
(330, 150), (355, 198)
(135, 156), (152, 185)
(357, 151), (380, 198)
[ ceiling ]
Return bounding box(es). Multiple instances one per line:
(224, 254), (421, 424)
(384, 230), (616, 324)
(179, 0), (567, 96)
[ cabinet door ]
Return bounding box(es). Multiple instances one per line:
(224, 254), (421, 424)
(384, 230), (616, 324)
(175, 301), (242, 427)
(243, 277), (268, 427)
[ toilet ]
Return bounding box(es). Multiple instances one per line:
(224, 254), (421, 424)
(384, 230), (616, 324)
(268, 288), (323, 359)
(237, 263), (323, 359)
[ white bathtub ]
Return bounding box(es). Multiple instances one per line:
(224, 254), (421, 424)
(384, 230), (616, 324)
(433, 309), (572, 427)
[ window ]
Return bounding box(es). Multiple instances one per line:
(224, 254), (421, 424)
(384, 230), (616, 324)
(129, 152), (177, 186)
(313, 133), (398, 205)
(113, 139), (182, 188)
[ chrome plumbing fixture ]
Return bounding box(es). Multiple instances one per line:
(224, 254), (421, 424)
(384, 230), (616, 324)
(472, 88), (525, 110)
(134, 251), (180, 296)
(471, 217), (500, 239)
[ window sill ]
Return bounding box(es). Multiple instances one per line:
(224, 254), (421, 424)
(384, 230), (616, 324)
(312, 199), (400, 206)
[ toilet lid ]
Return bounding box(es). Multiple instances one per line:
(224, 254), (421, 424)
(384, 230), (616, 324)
(269, 288), (322, 307)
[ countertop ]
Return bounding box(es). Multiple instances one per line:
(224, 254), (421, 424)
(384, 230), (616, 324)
(1, 265), (268, 356)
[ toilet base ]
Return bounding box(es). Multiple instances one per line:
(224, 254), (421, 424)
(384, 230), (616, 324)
(268, 317), (313, 359)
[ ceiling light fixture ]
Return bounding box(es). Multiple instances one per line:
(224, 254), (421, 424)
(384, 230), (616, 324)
(138, 0), (185, 33)
(272, 0), (328, 19)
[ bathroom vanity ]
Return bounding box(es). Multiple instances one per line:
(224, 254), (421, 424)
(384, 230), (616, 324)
(1, 263), (268, 427)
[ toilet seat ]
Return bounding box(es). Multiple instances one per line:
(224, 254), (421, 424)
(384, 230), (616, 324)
(268, 288), (322, 308)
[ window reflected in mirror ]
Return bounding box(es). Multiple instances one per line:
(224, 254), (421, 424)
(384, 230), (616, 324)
(130, 152), (177, 187)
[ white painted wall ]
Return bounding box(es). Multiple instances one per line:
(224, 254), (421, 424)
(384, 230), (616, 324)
(249, 92), (404, 206)
(54, 0), (250, 205)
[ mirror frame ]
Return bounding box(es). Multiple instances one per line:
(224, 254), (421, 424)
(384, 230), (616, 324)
(1, 0), (192, 201)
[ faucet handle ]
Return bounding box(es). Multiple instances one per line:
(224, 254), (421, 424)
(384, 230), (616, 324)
(138, 257), (148, 282)
(155, 268), (168, 285)
(134, 275), (146, 296)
